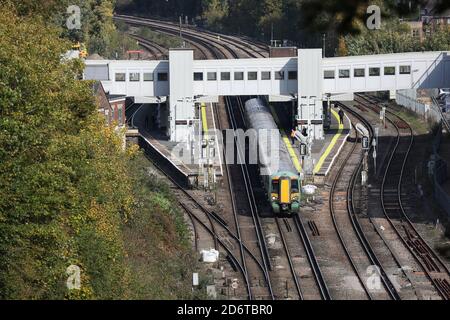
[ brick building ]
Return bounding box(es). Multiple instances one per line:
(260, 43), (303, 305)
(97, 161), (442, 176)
(91, 81), (126, 127)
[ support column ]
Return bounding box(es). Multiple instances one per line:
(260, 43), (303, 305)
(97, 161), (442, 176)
(169, 48), (195, 142)
(297, 49), (324, 140)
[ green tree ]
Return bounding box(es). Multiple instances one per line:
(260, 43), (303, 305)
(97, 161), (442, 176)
(202, 0), (229, 31)
(0, 6), (131, 299)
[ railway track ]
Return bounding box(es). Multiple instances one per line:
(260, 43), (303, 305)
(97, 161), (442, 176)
(140, 143), (284, 299)
(332, 102), (403, 300)
(115, 15), (238, 59)
(128, 34), (168, 59)
(116, 14), (267, 59)
(232, 96), (305, 300)
(356, 93), (450, 300)
(292, 214), (331, 299)
(123, 12), (331, 300)
(224, 96), (274, 299)
(227, 96), (332, 300)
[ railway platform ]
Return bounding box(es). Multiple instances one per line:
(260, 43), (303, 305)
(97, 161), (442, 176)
(131, 101), (223, 188)
(270, 102), (351, 183)
(309, 105), (352, 177)
(130, 103), (198, 187)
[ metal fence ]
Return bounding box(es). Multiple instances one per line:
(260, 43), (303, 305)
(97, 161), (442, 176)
(396, 89), (441, 124)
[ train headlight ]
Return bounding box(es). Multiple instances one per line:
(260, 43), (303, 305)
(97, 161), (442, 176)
(291, 195), (299, 201)
(272, 196), (277, 201)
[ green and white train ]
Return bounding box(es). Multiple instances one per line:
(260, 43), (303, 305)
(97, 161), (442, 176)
(244, 98), (300, 214)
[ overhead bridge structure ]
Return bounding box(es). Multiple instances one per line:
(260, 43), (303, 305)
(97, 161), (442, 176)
(84, 49), (450, 142)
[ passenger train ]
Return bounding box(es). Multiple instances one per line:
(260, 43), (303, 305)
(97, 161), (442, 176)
(244, 98), (300, 214)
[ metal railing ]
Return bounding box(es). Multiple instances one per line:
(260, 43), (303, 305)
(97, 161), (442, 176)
(396, 89), (441, 124)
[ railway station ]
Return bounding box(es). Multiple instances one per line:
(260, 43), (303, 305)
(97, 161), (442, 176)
(84, 48), (450, 184)
(81, 15), (450, 301)
(6, 0), (450, 304)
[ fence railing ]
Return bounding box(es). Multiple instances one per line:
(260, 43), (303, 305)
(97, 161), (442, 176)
(396, 89), (441, 124)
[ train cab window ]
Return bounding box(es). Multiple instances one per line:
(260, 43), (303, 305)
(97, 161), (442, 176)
(291, 179), (299, 193)
(324, 70), (335, 79)
(207, 72), (217, 81)
(288, 71), (297, 80)
(115, 73), (126, 82)
(143, 73), (154, 81)
(261, 71), (271, 80)
(275, 71), (285, 80)
(194, 72), (203, 81)
(248, 72), (258, 80)
(384, 66), (396, 75)
(271, 179), (279, 192)
(157, 72), (168, 81)
(129, 72), (140, 82)
(369, 67), (380, 76)
(221, 72), (231, 81)
(399, 65), (411, 74)
(354, 68), (365, 77)
(339, 69), (350, 78)
(234, 72), (244, 80)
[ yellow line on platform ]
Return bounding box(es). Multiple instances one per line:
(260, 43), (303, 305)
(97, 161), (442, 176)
(313, 108), (343, 174)
(268, 104), (302, 173)
(201, 103), (208, 135)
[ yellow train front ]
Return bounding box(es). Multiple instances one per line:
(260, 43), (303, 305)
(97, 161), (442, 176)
(267, 171), (300, 214)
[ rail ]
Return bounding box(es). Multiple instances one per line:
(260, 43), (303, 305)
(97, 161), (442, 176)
(356, 93), (450, 300)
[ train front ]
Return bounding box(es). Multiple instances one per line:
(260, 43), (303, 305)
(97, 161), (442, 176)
(269, 172), (300, 214)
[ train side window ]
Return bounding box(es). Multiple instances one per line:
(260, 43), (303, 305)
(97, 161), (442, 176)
(207, 72), (217, 81)
(115, 73), (126, 82)
(234, 72), (244, 80)
(384, 66), (396, 75)
(248, 71), (258, 80)
(143, 73), (154, 81)
(157, 72), (168, 81)
(339, 69), (350, 78)
(275, 71), (285, 80)
(399, 65), (411, 74)
(324, 70), (335, 79)
(291, 179), (299, 192)
(369, 67), (380, 76)
(221, 72), (231, 81)
(261, 71), (271, 80)
(288, 71), (297, 80)
(129, 72), (140, 82)
(194, 72), (203, 81)
(354, 68), (365, 77)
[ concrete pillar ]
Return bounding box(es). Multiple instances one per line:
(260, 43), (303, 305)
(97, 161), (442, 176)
(169, 48), (195, 142)
(297, 49), (324, 140)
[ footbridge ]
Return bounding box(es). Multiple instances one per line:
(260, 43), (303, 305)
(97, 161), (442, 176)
(84, 49), (450, 141)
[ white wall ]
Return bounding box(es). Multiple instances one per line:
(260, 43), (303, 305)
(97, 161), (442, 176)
(322, 51), (450, 94)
